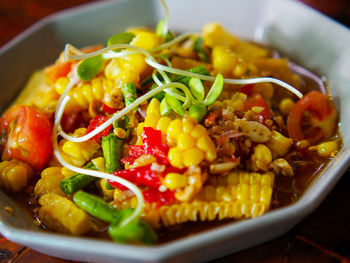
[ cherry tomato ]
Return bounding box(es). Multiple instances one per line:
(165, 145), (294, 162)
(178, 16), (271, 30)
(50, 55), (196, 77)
(44, 61), (72, 83)
(287, 91), (338, 146)
(0, 105), (53, 170)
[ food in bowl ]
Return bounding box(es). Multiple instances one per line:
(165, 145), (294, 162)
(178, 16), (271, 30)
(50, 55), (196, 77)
(0, 1), (340, 244)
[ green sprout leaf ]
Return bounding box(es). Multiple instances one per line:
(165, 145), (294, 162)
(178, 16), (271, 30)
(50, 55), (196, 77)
(156, 19), (174, 42)
(77, 54), (104, 81)
(165, 93), (184, 116)
(107, 32), (135, 47)
(203, 74), (224, 106)
(189, 77), (205, 101)
(188, 104), (207, 122)
(193, 37), (209, 62)
(160, 98), (171, 116)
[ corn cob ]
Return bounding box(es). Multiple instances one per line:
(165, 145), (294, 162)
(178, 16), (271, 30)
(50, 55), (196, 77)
(0, 160), (33, 192)
(38, 193), (92, 235)
(34, 167), (66, 197)
(59, 128), (100, 167)
(138, 99), (217, 168)
(111, 171), (274, 227)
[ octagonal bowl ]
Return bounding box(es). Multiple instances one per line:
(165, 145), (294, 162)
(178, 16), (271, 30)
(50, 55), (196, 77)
(0, 0), (350, 262)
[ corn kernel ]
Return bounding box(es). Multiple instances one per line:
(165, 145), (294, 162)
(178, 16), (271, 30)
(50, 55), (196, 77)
(91, 157), (105, 171)
(144, 113), (160, 128)
(197, 136), (215, 152)
(114, 127), (127, 139)
(183, 148), (204, 167)
(147, 98), (161, 116)
(182, 116), (196, 133)
(167, 119), (183, 144)
(315, 141), (338, 157)
(267, 131), (293, 156)
(253, 144), (272, 165)
(130, 31), (162, 50)
(232, 60), (247, 77)
(157, 117), (172, 135)
(279, 98), (295, 116)
(178, 133), (196, 150)
(164, 173), (188, 190)
(168, 147), (184, 168)
(191, 124), (208, 139)
(54, 77), (69, 95)
(137, 123), (145, 136)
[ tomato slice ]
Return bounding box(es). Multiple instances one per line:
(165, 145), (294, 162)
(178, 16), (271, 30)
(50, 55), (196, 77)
(245, 93), (270, 121)
(287, 91), (337, 146)
(44, 61), (72, 83)
(0, 105), (53, 170)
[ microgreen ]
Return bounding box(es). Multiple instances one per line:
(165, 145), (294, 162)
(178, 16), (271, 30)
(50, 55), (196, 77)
(77, 54), (105, 81)
(165, 93), (184, 116)
(203, 74), (224, 106)
(107, 32), (135, 47)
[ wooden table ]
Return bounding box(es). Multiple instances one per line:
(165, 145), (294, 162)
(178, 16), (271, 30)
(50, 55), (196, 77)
(0, 1), (350, 262)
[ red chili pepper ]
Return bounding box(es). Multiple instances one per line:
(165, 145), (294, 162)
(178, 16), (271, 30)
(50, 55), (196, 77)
(239, 84), (254, 96)
(102, 104), (117, 114)
(85, 115), (112, 141)
(287, 91), (338, 146)
(143, 189), (175, 207)
(245, 93), (270, 122)
(142, 127), (162, 150)
(108, 164), (161, 189)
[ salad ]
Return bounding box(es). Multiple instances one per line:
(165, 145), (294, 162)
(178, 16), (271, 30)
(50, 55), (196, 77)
(0, 0), (340, 244)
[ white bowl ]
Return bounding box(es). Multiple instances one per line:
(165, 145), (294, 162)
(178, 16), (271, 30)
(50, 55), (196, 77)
(1, 0), (350, 262)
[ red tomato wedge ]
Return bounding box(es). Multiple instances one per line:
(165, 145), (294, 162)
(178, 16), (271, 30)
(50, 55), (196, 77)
(44, 61), (72, 83)
(245, 93), (270, 121)
(287, 91), (338, 146)
(0, 105), (53, 170)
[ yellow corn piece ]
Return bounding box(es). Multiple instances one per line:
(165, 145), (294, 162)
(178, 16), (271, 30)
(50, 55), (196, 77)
(34, 167), (65, 197)
(0, 160), (33, 192)
(59, 128), (100, 167)
(212, 45), (238, 76)
(267, 131), (293, 157)
(202, 23), (240, 48)
(251, 144), (272, 171)
(64, 77), (115, 114)
(137, 100), (217, 169)
(99, 179), (114, 200)
(38, 193), (92, 235)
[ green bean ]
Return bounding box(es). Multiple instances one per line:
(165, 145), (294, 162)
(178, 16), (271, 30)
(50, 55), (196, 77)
(60, 162), (97, 194)
(188, 104), (207, 122)
(107, 32), (135, 47)
(165, 93), (184, 116)
(189, 77), (205, 101)
(122, 83), (138, 107)
(77, 54), (105, 81)
(73, 191), (121, 223)
(203, 74), (224, 106)
(108, 209), (157, 244)
(160, 98), (171, 116)
(102, 134), (123, 173)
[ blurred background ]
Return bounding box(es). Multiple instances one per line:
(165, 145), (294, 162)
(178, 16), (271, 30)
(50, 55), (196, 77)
(0, 0), (349, 263)
(0, 0), (349, 47)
